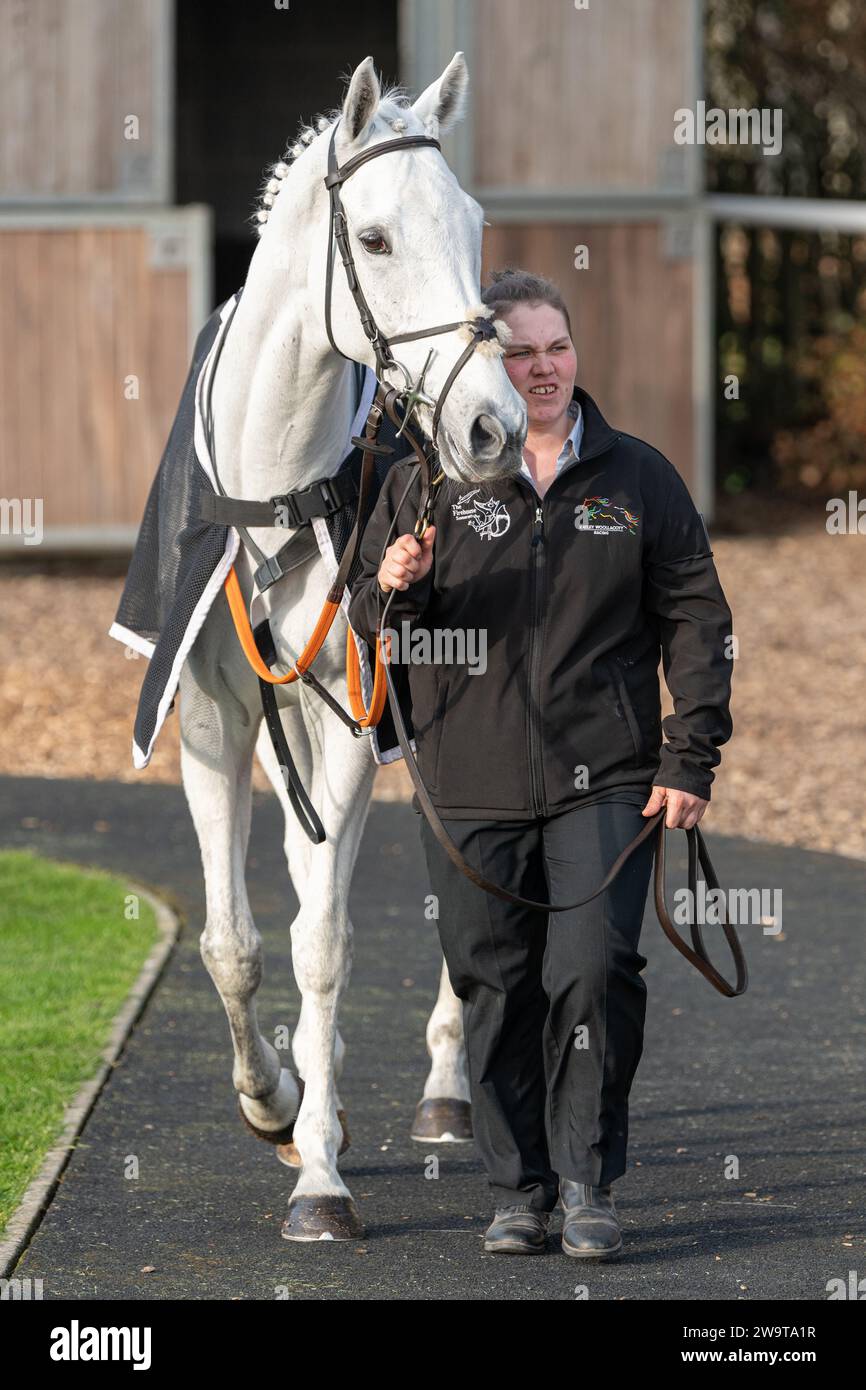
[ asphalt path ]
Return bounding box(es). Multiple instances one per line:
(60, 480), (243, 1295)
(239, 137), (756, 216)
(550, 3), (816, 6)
(1, 775), (864, 1301)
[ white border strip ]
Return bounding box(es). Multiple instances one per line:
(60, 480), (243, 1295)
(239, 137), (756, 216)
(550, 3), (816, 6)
(0, 883), (181, 1277)
(193, 294), (240, 489)
(107, 622), (156, 659)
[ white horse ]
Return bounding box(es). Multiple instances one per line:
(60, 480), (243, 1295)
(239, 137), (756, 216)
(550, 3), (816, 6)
(180, 52), (526, 1240)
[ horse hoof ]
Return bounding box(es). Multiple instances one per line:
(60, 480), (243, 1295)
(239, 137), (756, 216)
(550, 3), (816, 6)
(281, 1195), (365, 1241)
(238, 1072), (302, 1145)
(275, 1109), (352, 1169)
(410, 1097), (473, 1142)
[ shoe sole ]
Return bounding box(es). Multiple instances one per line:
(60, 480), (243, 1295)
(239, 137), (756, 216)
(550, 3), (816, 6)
(561, 1239), (623, 1260)
(483, 1240), (548, 1255)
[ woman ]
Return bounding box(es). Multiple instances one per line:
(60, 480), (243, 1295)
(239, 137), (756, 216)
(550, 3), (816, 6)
(347, 268), (734, 1260)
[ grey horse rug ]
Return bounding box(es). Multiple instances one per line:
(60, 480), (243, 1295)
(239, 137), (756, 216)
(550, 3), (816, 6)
(110, 291), (411, 769)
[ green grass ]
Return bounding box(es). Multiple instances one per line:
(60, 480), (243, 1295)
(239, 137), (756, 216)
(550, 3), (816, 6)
(0, 850), (160, 1237)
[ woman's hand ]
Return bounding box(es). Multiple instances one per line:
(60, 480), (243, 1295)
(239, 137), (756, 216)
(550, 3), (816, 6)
(377, 526), (436, 594)
(642, 785), (708, 831)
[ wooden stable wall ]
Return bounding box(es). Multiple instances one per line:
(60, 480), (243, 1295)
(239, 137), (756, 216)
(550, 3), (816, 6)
(482, 221), (695, 482)
(0, 0), (205, 548)
(471, 0), (698, 195)
(0, 209), (210, 546)
(401, 0), (708, 507)
(0, 0), (173, 202)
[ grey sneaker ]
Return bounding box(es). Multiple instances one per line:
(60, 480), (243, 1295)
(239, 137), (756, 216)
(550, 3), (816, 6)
(483, 1203), (550, 1255)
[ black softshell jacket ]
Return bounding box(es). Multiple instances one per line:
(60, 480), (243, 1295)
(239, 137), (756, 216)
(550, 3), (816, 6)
(347, 386), (733, 820)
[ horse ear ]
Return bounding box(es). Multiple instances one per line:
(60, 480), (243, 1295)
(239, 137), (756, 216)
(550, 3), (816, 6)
(411, 51), (469, 136)
(341, 55), (381, 143)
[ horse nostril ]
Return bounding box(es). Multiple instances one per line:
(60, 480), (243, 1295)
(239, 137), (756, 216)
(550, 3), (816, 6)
(470, 413), (507, 459)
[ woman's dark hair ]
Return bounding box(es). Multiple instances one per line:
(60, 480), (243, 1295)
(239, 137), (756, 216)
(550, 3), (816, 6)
(480, 267), (573, 339)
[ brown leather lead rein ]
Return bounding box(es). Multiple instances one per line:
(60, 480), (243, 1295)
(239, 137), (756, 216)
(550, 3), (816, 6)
(373, 476), (748, 999)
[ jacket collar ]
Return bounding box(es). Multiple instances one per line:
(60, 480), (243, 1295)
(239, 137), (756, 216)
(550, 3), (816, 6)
(570, 385), (620, 461)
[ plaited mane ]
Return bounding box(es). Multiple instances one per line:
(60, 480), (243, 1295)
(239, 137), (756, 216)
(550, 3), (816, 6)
(251, 84), (415, 236)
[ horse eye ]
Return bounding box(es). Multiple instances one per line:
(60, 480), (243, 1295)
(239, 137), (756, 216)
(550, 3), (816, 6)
(359, 231), (390, 255)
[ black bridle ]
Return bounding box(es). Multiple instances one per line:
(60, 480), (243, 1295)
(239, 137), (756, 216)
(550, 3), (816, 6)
(323, 117), (510, 531)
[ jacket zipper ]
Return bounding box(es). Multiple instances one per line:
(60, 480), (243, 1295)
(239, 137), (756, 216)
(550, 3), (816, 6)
(518, 429), (620, 817)
(527, 502), (547, 816)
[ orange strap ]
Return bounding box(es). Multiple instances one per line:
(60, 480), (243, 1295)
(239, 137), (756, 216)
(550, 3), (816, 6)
(224, 565), (317, 684)
(346, 624), (390, 728)
(224, 564), (389, 727)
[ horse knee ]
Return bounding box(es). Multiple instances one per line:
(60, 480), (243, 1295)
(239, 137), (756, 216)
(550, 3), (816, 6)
(200, 923), (263, 999)
(290, 914), (351, 997)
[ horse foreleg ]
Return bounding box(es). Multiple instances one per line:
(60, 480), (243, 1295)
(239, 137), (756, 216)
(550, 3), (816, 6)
(278, 693), (376, 1240)
(255, 720), (350, 1170)
(179, 662), (301, 1141)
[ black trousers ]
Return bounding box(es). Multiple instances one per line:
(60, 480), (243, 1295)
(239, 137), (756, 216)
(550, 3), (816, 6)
(418, 796), (656, 1213)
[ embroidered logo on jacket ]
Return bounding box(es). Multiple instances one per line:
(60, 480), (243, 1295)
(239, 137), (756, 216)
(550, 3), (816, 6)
(576, 496), (639, 535)
(451, 489), (511, 540)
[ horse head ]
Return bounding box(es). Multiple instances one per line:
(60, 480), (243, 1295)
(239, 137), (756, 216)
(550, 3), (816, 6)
(252, 53), (527, 486)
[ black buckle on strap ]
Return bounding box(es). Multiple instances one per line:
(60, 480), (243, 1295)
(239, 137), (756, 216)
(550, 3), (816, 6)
(271, 493), (303, 528)
(317, 475), (345, 510)
(271, 474), (354, 529)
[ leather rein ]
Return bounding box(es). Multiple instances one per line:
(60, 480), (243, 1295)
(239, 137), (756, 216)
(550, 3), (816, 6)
(210, 118), (747, 999)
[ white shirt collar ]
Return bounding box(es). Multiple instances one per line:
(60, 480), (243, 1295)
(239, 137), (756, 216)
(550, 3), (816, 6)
(519, 399), (584, 488)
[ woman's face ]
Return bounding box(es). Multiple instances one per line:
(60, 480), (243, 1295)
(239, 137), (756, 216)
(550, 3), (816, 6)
(499, 302), (578, 428)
